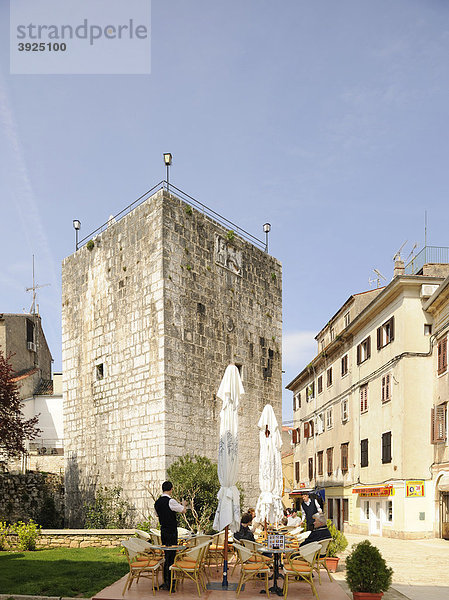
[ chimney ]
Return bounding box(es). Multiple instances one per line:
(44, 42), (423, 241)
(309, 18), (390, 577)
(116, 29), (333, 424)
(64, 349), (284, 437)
(394, 259), (405, 278)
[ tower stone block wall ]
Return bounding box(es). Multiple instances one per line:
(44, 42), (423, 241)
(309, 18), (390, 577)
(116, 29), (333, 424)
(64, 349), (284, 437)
(62, 189), (282, 525)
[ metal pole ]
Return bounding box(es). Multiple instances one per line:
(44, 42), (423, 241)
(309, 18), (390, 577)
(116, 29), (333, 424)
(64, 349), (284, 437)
(75, 229), (78, 251)
(166, 164), (170, 193)
(265, 231), (269, 253)
(222, 525), (229, 587)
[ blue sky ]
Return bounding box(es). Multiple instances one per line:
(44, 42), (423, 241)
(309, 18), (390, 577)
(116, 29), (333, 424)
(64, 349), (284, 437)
(1, 1), (449, 422)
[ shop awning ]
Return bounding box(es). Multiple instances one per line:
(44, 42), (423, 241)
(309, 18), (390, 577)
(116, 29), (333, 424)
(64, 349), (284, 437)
(352, 485), (394, 497)
(438, 474), (449, 492)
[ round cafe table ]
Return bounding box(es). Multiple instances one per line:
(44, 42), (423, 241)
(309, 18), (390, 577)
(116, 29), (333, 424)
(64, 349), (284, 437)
(258, 546), (296, 597)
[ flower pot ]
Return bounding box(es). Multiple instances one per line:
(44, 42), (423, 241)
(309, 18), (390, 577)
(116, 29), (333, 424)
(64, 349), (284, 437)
(325, 557), (340, 572)
(353, 593), (383, 600)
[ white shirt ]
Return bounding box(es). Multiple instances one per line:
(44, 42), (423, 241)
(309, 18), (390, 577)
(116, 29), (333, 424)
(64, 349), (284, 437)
(162, 492), (185, 513)
(300, 498), (322, 521)
(287, 515), (302, 527)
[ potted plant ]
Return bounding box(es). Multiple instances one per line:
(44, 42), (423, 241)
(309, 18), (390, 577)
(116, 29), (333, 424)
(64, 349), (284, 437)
(345, 540), (393, 600)
(325, 519), (348, 571)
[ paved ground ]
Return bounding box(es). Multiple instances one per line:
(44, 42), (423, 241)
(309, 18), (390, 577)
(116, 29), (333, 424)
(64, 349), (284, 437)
(333, 533), (449, 600)
(93, 563), (349, 600)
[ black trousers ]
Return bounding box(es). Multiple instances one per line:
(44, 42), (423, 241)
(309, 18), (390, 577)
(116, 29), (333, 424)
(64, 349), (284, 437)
(161, 528), (178, 586)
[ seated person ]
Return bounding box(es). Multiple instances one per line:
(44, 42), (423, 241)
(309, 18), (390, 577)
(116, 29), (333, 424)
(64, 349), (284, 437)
(287, 510), (302, 527)
(299, 513), (331, 553)
(234, 512), (255, 542)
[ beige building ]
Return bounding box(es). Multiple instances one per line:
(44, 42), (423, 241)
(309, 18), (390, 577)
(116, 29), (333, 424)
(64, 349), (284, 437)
(424, 275), (449, 539)
(287, 253), (449, 539)
(281, 426), (294, 508)
(0, 313), (63, 472)
(0, 313), (52, 399)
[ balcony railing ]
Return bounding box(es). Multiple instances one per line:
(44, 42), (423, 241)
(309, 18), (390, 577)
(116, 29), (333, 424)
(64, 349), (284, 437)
(404, 246), (449, 275)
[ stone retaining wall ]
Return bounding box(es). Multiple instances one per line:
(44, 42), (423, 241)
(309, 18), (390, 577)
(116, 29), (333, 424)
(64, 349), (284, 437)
(0, 471), (64, 526)
(36, 528), (136, 548)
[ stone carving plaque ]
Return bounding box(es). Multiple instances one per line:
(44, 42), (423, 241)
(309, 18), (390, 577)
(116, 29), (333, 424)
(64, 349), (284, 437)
(215, 234), (242, 276)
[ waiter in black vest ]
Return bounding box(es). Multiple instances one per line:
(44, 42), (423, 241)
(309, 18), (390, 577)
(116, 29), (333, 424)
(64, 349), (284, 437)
(300, 491), (322, 531)
(154, 481), (187, 590)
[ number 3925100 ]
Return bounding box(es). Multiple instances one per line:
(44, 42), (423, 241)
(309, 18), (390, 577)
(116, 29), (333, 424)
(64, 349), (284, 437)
(18, 42), (67, 51)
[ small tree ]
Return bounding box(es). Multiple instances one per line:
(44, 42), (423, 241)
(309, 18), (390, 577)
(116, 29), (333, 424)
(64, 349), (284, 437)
(0, 350), (41, 464)
(346, 540), (393, 594)
(167, 455), (221, 533)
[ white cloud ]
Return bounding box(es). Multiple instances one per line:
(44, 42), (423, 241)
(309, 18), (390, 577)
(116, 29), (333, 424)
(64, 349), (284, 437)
(282, 330), (316, 372)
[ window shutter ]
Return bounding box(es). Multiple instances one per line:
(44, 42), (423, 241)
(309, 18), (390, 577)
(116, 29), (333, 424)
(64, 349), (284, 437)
(438, 338), (447, 375)
(304, 422), (309, 438)
(389, 316), (395, 342)
(377, 327), (382, 350)
(297, 427), (301, 443)
(433, 404), (447, 443)
(357, 344), (361, 365)
(295, 461), (300, 482)
(367, 336), (371, 359)
(292, 429), (297, 444)
(309, 420), (314, 436)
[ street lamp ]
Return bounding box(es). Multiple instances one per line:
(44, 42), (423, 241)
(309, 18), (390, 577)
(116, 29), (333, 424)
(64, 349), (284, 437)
(263, 222), (271, 253)
(73, 219), (81, 251)
(163, 153), (172, 192)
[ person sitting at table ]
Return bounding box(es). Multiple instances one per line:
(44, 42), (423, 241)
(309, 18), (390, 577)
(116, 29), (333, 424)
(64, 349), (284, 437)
(287, 510), (302, 528)
(234, 512), (255, 542)
(299, 513), (331, 549)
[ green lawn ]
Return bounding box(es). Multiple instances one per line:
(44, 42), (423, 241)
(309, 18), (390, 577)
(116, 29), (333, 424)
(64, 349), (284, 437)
(0, 547), (128, 597)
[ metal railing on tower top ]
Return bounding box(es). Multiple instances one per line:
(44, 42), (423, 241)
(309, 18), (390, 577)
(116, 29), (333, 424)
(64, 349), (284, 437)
(77, 181), (266, 251)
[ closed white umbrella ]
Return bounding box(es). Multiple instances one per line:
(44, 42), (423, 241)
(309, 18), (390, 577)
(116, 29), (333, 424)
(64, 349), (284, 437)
(212, 364), (244, 587)
(255, 404), (284, 527)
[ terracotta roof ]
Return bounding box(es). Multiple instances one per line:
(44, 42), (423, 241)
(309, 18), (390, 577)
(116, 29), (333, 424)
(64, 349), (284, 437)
(10, 367), (38, 383)
(34, 379), (54, 395)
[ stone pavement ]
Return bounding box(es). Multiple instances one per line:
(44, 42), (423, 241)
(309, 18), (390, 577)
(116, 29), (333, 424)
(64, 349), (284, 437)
(333, 533), (449, 600)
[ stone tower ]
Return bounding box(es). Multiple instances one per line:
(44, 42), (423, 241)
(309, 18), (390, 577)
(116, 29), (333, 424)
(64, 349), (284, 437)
(62, 188), (282, 525)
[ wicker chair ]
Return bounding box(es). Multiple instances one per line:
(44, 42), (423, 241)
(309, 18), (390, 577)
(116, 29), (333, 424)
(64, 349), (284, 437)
(233, 542), (271, 597)
(282, 542), (322, 600)
(121, 539), (163, 596)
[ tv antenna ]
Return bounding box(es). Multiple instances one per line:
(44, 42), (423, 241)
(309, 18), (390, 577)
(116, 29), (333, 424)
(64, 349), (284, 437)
(392, 240), (407, 262)
(372, 268), (387, 288)
(25, 255), (50, 314)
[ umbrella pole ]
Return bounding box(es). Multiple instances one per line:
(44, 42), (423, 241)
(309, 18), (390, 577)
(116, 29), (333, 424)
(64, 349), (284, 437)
(222, 525), (229, 587)
(264, 518), (267, 537)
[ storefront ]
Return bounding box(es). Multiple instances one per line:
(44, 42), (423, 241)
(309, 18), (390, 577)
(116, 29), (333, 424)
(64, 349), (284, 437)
(352, 486), (394, 536)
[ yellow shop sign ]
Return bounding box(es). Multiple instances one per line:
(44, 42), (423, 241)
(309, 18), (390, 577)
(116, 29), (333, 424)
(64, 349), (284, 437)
(406, 481), (425, 497)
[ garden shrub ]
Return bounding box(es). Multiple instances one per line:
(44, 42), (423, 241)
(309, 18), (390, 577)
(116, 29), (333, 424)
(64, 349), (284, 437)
(13, 519), (41, 551)
(85, 485), (134, 529)
(0, 521), (10, 550)
(345, 539), (393, 593)
(326, 518), (348, 557)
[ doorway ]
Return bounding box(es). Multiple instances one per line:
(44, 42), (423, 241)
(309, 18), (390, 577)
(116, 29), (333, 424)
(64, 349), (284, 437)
(441, 492), (449, 539)
(369, 500), (382, 536)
